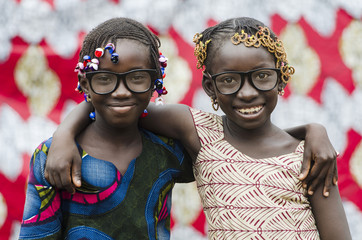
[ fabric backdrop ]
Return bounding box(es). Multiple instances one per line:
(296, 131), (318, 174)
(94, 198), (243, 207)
(0, 0), (361, 239)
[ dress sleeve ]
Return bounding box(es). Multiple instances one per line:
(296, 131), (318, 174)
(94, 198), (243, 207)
(172, 139), (195, 183)
(177, 147), (195, 183)
(19, 138), (63, 240)
(189, 108), (224, 147)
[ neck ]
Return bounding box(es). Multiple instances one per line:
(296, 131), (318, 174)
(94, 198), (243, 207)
(224, 116), (277, 141)
(90, 119), (141, 144)
(78, 114), (141, 148)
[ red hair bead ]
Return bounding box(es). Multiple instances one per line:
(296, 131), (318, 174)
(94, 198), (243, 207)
(95, 48), (104, 58)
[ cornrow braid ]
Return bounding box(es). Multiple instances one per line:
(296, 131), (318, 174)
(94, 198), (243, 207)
(193, 17), (294, 85)
(80, 17), (162, 79)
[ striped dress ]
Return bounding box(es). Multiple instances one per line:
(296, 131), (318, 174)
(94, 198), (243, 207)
(190, 108), (320, 240)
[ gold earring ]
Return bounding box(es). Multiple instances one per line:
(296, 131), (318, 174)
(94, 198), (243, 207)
(211, 97), (219, 111)
(278, 89), (285, 96)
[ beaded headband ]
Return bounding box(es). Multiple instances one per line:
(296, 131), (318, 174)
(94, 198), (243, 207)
(193, 26), (295, 84)
(74, 43), (168, 101)
(75, 43), (118, 76)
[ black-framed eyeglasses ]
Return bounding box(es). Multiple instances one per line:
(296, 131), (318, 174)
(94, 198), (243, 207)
(85, 69), (157, 95)
(210, 68), (280, 95)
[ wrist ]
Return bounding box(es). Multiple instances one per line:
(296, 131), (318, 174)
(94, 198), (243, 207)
(306, 123), (326, 136)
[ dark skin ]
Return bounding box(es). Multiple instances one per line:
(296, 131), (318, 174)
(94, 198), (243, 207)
(46, 102), (338, 196)
(45, 41), (348, 237)
(46, 43), (337, 197)
(76, 39), (153, 174)
(200, 41), (350, 239)
(46, 39), (154, 189)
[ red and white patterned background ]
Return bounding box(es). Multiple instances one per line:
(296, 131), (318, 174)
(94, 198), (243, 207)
(0, 0), (361, 239)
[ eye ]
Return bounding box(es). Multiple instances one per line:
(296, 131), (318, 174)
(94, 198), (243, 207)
(253, 70), (275, 81)
(93, 74), (114, 83)
(129, 73), (148, 82)
(256, 72), (269, 80)
(131, 75), (146, 81)
(217, 74), (238, 84)
(223, 77), (235, 84)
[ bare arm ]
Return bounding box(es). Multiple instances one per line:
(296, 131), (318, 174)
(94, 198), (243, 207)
(45, 102), (199, 193)
(44, 101), (92, 193)
(286, 123), (338, 197)
(140, 103), (200, 159)
(309, 184), (351, 239)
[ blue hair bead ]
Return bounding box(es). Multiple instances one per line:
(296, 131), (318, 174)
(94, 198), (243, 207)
(111, 53), (119, 64)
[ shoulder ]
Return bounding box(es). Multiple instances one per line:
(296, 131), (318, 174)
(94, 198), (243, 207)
(28, 137), (53, 186)
(31, 137), (53, 163)
(190, 108), (224, 146)
(190, 108), (222, 127)
(141, 129), (184, 154)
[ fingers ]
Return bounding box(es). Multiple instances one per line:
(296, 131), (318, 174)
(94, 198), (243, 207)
(322, 164), (336, 197)
(51, 172), (63, 190)
(333, 162), (338, 185)
(307, 164), (327, 196)
(45, 160), (75, 193)
(44, 169), (50, 183)
(71, 156), (83, 188)
(45, 170), (55, 186)
(299, 151), (312, 181)
(302, 160), (322, 195)
(60, 170), (76, 194)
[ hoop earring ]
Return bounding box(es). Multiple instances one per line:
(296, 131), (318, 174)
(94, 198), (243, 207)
(278, 89), (285, 96)
(211, 97), (219, 111)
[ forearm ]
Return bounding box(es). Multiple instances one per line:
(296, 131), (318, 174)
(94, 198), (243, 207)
(285, 124), (307, 140)
(285, 123), (326, 140)
(140, 103), (191, 139)
(53, 101), (92, 139)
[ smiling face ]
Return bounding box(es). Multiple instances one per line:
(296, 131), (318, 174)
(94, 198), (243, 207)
(203, 39), (283, 130)
(80, 39), (154, 129)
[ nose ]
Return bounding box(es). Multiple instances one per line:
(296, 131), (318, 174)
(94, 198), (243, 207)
(112, 79), (132, 97)
(236, 75), (258, 101)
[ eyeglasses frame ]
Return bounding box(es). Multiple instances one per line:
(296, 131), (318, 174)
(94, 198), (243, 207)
(85, 69), (158, 95)
(209, 67), (281, 95)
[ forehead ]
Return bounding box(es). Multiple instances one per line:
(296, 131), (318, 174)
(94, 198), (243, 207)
(99, 39), (152, 71)
(211, 40), (275, 73)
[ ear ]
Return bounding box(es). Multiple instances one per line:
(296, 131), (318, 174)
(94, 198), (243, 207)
(78, 74), (90, 95)
(202, 72), (217, 99)
(277, 79), (287, 92)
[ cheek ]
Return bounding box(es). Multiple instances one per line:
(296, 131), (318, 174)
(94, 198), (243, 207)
(267, 92), (279, 109)
(138, 91), (153, 106)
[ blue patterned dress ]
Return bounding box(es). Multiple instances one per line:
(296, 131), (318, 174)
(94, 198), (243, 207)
(19, 129), (194, 240)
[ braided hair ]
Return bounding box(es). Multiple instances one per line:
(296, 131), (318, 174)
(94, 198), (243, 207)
(194, 17), (294, 84)
(80, 17), (162, 78)
(199, 18), (276, 72)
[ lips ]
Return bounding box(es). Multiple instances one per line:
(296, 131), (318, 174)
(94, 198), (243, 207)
(236, 105), (264, 115)
(108, 102), (135, 114)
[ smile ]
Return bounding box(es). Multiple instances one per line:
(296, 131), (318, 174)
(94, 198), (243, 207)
(237, 105), (263, 114)
(108, 104), (135, 114)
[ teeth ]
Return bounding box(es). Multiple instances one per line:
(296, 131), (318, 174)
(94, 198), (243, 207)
(238, 105), (263, 114)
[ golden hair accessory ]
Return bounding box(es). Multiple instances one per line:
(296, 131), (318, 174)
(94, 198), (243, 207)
(193, 33), (211, 70)
(231, 26), (295, 84)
